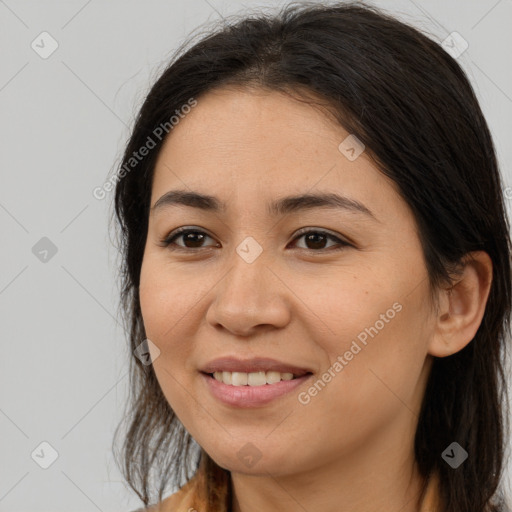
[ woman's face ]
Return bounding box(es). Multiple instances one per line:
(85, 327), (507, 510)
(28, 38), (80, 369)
(139, 86), (436, 477)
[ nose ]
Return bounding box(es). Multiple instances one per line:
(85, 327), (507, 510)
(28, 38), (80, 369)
(205, 247), (291, 337)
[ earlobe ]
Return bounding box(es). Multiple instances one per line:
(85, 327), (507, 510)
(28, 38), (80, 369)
(428, 251), (493, 358)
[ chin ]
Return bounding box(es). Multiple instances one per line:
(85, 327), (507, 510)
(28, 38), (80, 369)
(206, 444), (300, 477)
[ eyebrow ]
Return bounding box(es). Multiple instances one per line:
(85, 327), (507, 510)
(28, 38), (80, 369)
(151, 189), (378, 221)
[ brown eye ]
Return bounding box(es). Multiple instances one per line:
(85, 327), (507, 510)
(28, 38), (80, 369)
(290, 229), (351, 251)
(162, 228), (219, 249)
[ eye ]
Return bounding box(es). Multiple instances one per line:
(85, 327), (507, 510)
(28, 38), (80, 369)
(160, 227), (352, 252)
(288, 228), (352, 251)
(161, 227), (220, 250)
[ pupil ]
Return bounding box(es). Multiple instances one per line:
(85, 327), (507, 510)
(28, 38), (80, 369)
(306, 233), (326, 249)
(185, 232), (204, 247)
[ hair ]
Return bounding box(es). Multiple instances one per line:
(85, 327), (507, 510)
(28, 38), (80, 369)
(111, 2), (512, 511)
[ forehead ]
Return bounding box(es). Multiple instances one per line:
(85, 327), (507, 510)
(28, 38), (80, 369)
(150, 86), (407, 222)
(164, 86), (344, 152)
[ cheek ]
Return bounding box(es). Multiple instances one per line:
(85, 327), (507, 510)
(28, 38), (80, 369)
(291, 309), (427, 467)
(318, 296), (430, 427)
(298, 268), (397, 351)
(139, 264), (168, 341)
(303, 265), (430, 400)
(139, 259), (201, 421)
(139, 257), (201, 343)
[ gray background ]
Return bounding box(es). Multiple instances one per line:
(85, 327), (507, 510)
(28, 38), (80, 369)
(1, 0), (511, 510)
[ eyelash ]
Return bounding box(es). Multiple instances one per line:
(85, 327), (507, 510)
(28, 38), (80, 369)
(160, 226), (352, 253)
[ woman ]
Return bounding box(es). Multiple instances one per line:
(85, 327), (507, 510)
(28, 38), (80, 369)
(111, 2), (512, 511)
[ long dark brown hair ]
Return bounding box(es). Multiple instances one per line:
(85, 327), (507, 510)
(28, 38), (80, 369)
(111, 2), (512, 511)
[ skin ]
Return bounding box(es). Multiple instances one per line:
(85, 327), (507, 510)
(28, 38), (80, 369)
(139, 86), (493, 512)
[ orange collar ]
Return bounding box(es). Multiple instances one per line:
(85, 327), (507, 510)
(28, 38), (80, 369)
(419, 471), (442, 511)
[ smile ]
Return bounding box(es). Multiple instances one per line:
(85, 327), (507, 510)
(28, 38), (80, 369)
(201, 371), (313, 408)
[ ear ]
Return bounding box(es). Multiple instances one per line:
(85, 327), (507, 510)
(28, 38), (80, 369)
(428, 251), (493, 358)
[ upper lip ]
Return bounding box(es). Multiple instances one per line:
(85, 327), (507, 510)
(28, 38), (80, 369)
(201, 357), (312, 376)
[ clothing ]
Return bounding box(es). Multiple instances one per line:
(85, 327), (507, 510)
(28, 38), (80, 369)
(133, 466), (442, 512)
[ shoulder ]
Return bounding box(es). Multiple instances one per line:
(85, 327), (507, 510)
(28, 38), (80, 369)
(129, 477), (199, 512)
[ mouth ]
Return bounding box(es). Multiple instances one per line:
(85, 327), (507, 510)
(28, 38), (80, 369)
(199, 356), (314, 407)
(200, 369), (314, 408)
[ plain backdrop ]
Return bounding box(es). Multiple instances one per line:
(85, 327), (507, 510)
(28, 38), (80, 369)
(1, 0), (511, 510)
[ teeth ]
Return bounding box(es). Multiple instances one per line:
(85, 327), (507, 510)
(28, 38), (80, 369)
(247, 371), (266, 386)
(212, 371), (296, 386)
(232, 372), (248, 386)
(266, 371), (281, 384)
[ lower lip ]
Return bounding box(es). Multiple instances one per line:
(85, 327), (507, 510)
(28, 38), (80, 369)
(201, 372), (313, 408)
